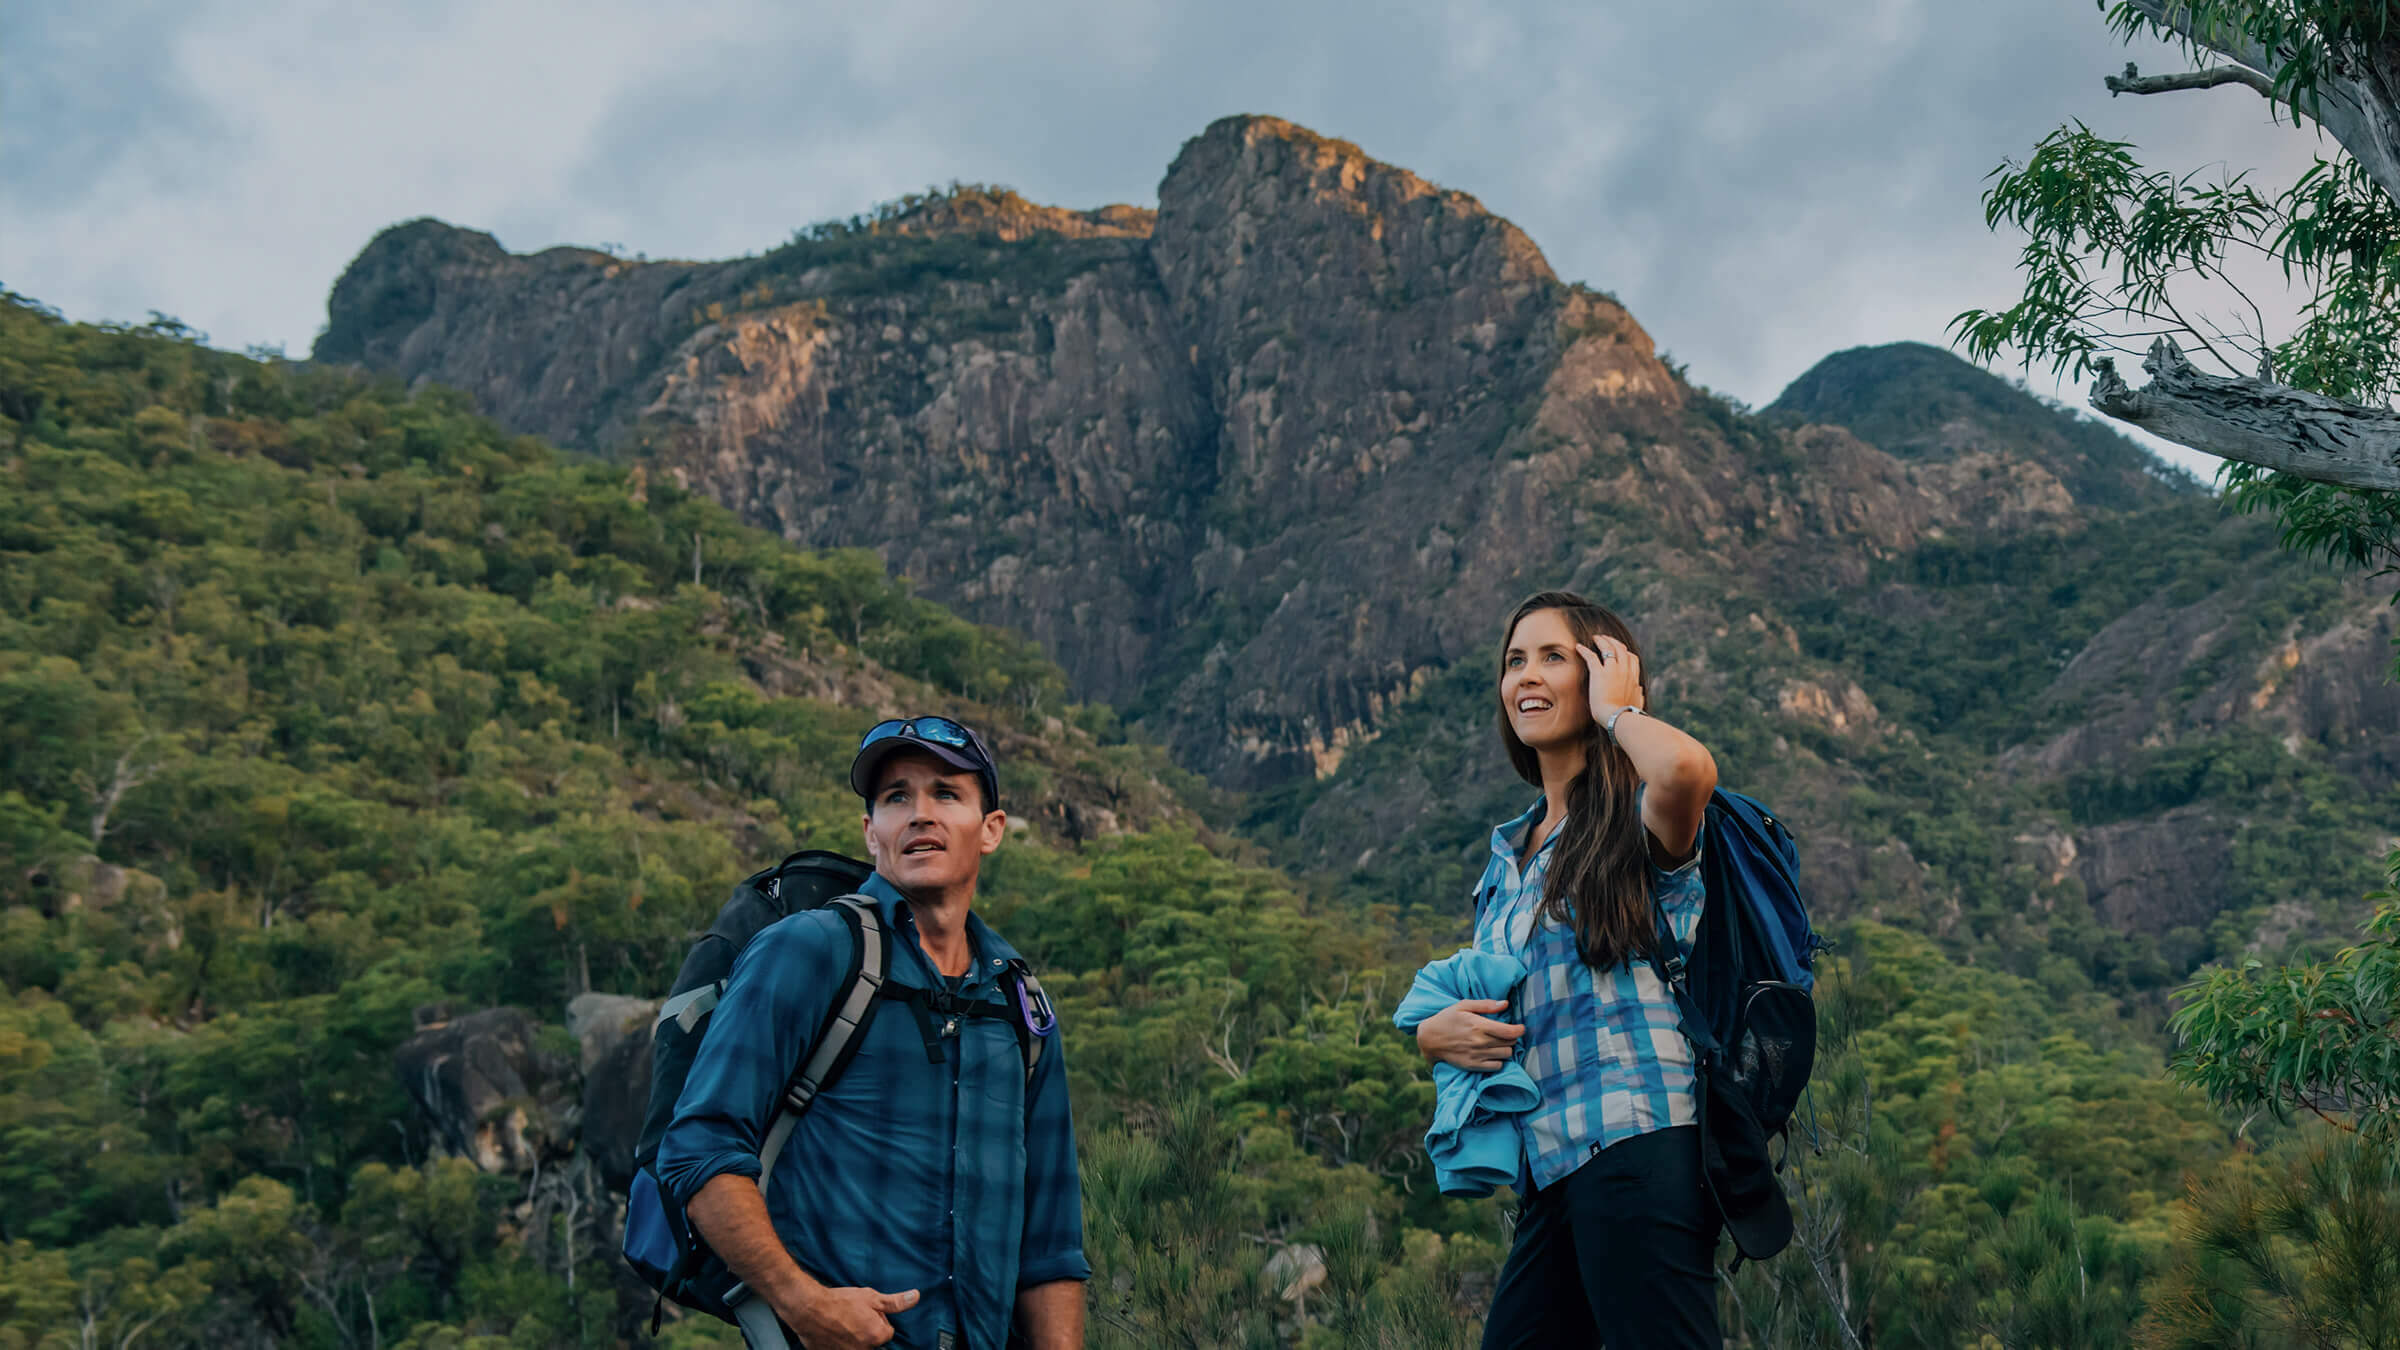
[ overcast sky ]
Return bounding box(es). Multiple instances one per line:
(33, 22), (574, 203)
(5, 0), (2326, 479)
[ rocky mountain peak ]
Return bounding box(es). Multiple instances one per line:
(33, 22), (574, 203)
(873, 184), (1154, 241)
(1767, 341), (2190, 512)
(311, 117), (2201, 788)
(1155, 115), (1557, 295)
(316, 218), (515, 366)
(1152, 113), (1568, 377)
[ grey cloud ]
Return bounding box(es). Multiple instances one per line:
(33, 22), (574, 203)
(0, 0), (2337, 477)
(0, 3), (229, 200)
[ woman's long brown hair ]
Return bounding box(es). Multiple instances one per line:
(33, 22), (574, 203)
(1497, 591), (1657, 970)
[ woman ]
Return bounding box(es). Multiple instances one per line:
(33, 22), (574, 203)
(1415, 590), (1722, 1349)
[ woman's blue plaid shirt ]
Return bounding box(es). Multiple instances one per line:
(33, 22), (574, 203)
(1472, 795), (1707, 1192)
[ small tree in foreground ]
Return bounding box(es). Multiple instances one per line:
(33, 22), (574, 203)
(2141, 857), (2400, 1343)
(2138, 1132), (2400, 1350)
(2168, 854), (2400, 1148)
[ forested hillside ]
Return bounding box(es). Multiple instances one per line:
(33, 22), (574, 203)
(3, 294), (2378, 1348)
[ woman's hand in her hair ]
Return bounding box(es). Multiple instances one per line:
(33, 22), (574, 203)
(1415, 999), (1525, 1072)
(1578, 637), (1644, 721)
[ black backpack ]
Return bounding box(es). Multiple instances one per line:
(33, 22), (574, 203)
(1685, 791), (1822, 1138)
(632, 850), (881, 1171)
(1651, 790), (1825, 1266)
(621, 849), (1052, 1339)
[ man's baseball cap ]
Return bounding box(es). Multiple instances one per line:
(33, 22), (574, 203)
(849, 716), (1001, 811)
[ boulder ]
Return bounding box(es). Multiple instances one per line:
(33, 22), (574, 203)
(25, 855), (174, 945)
(395, 1007), (576, 1174)
(1262, 1243), (1326, 1304)
(568, 993), (659, 1189)
(566, 993), (657, 1075)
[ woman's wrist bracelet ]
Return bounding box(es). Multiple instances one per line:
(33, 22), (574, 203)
(1605, 705), (1643, 738)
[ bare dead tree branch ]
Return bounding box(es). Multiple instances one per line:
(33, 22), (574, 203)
(81, 733), (158, 844)
(2107, 60), (2276, 99)
(2118, 0), (2400, 211)
(1199, 1032), (1246, 1082)
(2090, 338), (2400, 490)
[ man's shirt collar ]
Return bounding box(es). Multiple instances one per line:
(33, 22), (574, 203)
(858, 868), (1026, 989)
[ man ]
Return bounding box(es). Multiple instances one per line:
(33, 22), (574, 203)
(656, 716), (1088, 1350)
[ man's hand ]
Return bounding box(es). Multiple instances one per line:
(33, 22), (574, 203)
(1414, 998), (1524, 1071)
(688, 1175), (917, 1349)
(784, 1285), (920, 1350)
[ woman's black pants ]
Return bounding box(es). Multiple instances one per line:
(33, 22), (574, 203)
(1479, 1124), (1722, 1349)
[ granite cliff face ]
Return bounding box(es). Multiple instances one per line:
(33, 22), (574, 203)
(321, 115), (2397, 961)
(319, 117), (2136, 787)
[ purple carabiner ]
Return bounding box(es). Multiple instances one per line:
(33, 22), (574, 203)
(1014, 976), (1057, 1038)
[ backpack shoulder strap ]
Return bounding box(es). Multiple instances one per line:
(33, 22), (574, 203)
(654, 982), (721, 1035)
(1651, 894), (1724, 1066)
(756, 894), (888, 1185)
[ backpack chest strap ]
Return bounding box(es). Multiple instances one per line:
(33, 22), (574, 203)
(880, 982), (1017, 1061)
(874, 971), (1048, 1078)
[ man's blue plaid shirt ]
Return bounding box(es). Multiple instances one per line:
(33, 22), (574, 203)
(1472, 795), (1708, 1192)
(656, 871), (1088, 1350)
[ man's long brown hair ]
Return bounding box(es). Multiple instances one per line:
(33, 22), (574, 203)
(1497, 591), (1657, 970)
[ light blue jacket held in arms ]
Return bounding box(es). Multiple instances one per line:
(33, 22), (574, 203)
(1393, 948), (1543, 1197)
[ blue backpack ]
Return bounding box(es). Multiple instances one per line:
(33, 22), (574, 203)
(1649, 788), (1827, 1263)
(1696, 789), (1821, 980)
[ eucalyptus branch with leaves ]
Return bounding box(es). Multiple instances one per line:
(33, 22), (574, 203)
(1956, 0), (2400, 510)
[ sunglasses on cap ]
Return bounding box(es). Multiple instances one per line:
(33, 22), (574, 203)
(854, 716), (1000, 808)
(858, 716), (985, 756)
